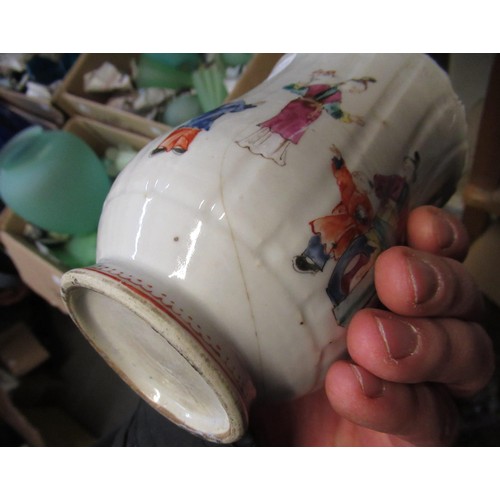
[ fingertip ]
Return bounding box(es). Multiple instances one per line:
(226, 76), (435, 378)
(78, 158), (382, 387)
(325, 361), (385, 412)
(325, 361), (408, 436)
(324, 361), (361, 414)
(375, 245), (483, 319)
(407, 206), (469, 261)
(374, 246), (414, 312)
(346, 308), (386, 367)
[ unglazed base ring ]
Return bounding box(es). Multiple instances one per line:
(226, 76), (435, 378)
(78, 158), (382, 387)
(61, 264), (254, 444)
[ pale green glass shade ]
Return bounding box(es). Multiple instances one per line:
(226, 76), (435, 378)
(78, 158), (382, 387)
(136, 54), (194, 90)
(220, 54), (253, 67)
(192, 64), (228, 112)
(0, 126), (111, 235)
(162, 93), (203, 126)
(51, 232), (98, 268)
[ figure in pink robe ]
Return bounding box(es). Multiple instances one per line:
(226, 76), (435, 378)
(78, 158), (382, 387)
(237, 70), (376, 165)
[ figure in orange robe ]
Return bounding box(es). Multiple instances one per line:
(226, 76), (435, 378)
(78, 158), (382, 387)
(293, 146), (374, 274)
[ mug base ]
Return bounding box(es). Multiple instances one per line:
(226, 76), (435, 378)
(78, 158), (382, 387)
(61, 263), (253, 444)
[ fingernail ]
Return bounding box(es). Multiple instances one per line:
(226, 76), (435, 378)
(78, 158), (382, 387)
(375, 315), (419, 360)
(406, 253), (438, 305)
(432, 210), (456, 251)
(350, 364), (385, 398)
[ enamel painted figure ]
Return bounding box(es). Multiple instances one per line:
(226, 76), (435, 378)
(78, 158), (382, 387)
(294, 147), (420, 325)
(151, 100), (256, 155)
(236, 70), (376, 165)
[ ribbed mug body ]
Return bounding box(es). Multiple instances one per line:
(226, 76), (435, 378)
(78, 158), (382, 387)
(62, 54), (467, 443)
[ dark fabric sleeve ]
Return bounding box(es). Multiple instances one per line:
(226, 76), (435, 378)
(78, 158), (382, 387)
(96, 399), (256, 447)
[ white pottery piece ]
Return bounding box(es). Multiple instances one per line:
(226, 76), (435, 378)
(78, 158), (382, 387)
(61, 54), (467, 443)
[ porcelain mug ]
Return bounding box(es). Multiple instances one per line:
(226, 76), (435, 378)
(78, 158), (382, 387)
(61, 54), (467, 443)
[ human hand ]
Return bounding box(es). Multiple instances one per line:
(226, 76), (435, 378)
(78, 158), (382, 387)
(250, 206), (494, 446)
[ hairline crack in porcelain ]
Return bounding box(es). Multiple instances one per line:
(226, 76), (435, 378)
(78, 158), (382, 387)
(61, 54), (467, 443)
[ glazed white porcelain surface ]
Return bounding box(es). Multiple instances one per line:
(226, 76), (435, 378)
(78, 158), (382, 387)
(61, 54), (467, 443)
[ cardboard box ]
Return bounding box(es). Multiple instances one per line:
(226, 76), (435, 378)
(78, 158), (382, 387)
(54, 53), (284, 140)
(53, 54), (172, 139)
(0, 86), (66, 127)
(0, 117), (150, 313)
(0, 322), (50, 376)
(1, 210), (69, 313)
(0, 99), (61, 131)
(63, 115), (151, 154)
